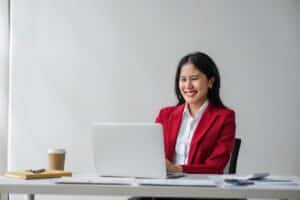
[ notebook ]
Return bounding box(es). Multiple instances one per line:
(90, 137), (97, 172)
(92, 123), (170, 179)
(5, 170), (72, 179)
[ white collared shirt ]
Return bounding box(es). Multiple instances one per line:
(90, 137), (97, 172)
(174, 100), (209, 165)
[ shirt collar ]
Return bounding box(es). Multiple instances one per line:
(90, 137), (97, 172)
(183, 100), (209, 120)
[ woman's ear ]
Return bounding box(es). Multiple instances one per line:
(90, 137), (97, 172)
(208, 77), (215, 89)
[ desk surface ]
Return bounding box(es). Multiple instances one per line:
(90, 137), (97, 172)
(0, 174), (299, 199)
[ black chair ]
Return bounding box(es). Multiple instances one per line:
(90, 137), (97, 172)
(224, 138), (244, 200)
(228, 138), (242, 174)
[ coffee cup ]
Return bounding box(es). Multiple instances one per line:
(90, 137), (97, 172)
(48, 148), (66, 171)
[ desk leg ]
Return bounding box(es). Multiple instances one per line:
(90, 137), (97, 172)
(26, 194), (34, 200)
(0, 193), (9, 200)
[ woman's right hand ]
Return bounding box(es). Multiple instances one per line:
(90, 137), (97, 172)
(166, 159), (182, 173)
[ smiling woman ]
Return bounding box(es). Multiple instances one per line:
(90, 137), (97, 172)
(156, 52), (236, 174)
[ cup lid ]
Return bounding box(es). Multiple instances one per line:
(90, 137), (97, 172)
(48, 148), (66, 154)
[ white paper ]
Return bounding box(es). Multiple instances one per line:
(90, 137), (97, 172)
(57, 176), (216, 187)
(138, 179), (216, 187)
(56, 176), (136, 185)
(218, 173), (270, 181)
(209, 174), (300, 188)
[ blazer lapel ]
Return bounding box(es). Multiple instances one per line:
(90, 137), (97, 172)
(187, 103), (219, 163)
(167, 104), (184, 161)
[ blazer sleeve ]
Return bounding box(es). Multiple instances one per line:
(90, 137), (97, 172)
(181, 111), (236, 174)
(155, 106), (175, 124)
(155, 109), (164, 124)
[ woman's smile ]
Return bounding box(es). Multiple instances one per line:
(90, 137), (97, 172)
(183, 90), (198, 97)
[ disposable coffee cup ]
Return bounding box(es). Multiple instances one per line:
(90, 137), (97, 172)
(48, 149), (66, 171)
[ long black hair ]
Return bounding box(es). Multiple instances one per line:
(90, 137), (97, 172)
(175, 52), (225, 108)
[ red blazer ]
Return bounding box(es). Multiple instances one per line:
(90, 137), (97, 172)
(155, 103), (236, 174)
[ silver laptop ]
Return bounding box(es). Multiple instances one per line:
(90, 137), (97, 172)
(92, 123), (167, 179)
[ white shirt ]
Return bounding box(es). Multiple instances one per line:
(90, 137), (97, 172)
(174, 100), (209, 165)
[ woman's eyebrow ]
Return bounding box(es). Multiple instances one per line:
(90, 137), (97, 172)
(190, 74), (201, 77)
(180, 74), (201, 78)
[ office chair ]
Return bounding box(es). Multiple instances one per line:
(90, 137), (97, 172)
(225, 138), (244, 200)
(227, 138), (242, 174)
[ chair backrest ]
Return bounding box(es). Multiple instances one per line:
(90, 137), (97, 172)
(224, 138), (242, 174)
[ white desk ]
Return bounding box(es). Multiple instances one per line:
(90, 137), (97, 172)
(0, 175), (299, 200)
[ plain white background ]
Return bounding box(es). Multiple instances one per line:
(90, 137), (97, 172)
(1, 0), (300, 199)
(0, 0), (8, 174)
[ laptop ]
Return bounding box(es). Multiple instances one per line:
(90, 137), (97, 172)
(92, 123), (180, 179)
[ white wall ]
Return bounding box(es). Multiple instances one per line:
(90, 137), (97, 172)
(0, 0), (8, 174)
(7, 0), (300, 199)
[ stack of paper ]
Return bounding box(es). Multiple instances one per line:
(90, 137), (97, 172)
(221, 173), (270, 181)
(138, 179), (216, 187)
(209, 174), (299, 187)
(56, 176), (136, 185)
(56, 176), (216, 187)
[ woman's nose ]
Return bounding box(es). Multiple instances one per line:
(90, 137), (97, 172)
(186, 79), (193, 88)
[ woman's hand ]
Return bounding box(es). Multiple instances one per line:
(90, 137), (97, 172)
(166, 159), (182, 173)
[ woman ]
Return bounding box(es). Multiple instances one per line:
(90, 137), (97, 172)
(156, 51), (236, 174)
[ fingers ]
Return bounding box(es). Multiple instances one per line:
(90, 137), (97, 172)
(166, 159), (171, 166)
(165, 159), (172, 172)
(165, 159), (182, 173)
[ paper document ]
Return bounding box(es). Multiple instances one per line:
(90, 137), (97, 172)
(56, 176), (216, 187)
(139, 179), (216, 187)
(209, 174), (299, 187)
(56, 177), (136, 185)
(219, 173), (270, 181)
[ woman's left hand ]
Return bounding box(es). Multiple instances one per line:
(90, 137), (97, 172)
(166, 159), (182, 173)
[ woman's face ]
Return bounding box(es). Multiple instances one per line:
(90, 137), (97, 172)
(179, 63), (214, 107)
